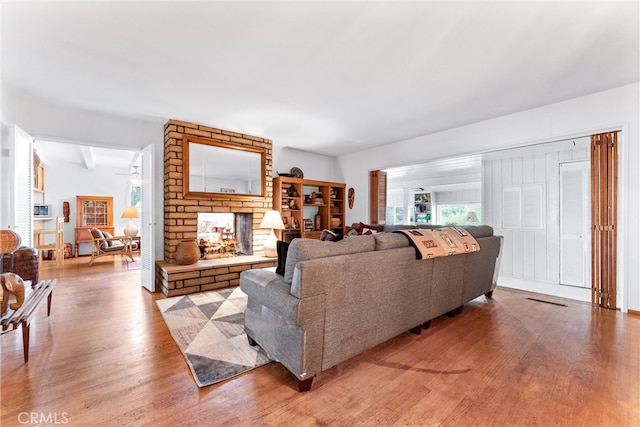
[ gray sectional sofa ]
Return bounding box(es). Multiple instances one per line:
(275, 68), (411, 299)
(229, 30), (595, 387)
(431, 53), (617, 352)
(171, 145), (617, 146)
(240, 225), (503, 391)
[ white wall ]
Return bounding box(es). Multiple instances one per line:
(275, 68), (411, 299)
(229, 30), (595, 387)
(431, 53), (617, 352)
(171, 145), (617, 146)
(483, 144), (589, 286)
(338, 83), (640, 311)
(4, 90), (166, 257)
(37, 158), (134, 255)
(435, 188), (481, 204)
(273, 146), (342, 183)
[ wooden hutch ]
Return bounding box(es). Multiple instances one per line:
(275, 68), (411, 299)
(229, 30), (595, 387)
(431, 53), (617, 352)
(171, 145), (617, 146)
(75, 195), (114, 257)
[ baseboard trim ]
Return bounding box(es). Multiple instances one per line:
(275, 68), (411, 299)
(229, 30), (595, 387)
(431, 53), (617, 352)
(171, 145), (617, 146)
(497, 276), (591, 303)
(628, 309), (640, 317)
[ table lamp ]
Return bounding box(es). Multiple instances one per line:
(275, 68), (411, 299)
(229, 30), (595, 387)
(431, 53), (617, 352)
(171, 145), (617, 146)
(121, 206), (140, 237)
(259, 210), (285, 257)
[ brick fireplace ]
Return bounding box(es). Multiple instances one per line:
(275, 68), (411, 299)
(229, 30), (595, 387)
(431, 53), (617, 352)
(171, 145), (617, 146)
(156, 119), (277, 296)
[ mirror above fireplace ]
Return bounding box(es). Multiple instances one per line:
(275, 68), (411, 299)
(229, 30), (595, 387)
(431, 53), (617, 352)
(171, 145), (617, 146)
(183, 135), (266, 199)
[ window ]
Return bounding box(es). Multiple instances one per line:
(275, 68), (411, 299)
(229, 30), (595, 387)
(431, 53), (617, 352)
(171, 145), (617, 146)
(385, 206), (405, 225)
(385, 189), (405, 225)
(437, 203), (482, 226)
(130, 183), (142, 208)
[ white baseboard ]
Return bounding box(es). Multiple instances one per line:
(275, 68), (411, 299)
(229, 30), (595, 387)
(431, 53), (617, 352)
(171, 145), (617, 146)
(498, 276), (591, 303)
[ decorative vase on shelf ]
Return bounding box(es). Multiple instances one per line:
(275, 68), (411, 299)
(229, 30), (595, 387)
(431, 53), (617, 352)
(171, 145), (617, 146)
(175, 239), (200, 265)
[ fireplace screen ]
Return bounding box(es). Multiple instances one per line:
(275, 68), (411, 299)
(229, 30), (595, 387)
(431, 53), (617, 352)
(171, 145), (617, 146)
(197, 212), (253, 258)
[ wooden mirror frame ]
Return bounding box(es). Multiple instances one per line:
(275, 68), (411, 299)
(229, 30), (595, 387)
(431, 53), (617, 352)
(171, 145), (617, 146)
(182, 135), (266, 200)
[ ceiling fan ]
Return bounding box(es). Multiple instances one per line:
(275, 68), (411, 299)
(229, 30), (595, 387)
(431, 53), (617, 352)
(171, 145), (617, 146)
(114, 165), (140, 178)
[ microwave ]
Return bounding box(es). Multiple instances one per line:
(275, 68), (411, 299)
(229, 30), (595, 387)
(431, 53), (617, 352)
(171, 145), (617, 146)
(34, 204), (52, 218)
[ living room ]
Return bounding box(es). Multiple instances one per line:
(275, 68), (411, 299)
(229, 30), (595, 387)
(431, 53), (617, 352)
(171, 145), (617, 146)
(1, 1), (639, 425)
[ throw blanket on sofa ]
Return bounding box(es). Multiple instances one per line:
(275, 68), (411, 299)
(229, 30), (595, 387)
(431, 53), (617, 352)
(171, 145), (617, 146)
(395, 227), (480, 260)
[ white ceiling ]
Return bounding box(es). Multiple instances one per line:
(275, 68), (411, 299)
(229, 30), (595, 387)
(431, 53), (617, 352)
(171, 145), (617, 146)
(384, 135), (591, 189)
(33, 139), (140, 175)
(2, 1), (639, 158)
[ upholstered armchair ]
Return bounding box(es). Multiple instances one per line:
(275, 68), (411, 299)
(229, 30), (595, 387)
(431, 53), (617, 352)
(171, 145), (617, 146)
(89, 228), (134, 266)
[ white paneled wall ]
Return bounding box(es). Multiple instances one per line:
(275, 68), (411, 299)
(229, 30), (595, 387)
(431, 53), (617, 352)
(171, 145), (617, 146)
(435, 188), (481, 203)
(483, 144), (589, 283)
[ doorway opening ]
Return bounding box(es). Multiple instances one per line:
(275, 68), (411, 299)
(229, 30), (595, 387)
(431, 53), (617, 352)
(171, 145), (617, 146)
(382, 132), (621, 307)
(32, 139), (142, 262)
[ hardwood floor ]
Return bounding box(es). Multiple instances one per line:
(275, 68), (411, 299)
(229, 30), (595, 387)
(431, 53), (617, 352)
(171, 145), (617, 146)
(2, 257), (639, 426)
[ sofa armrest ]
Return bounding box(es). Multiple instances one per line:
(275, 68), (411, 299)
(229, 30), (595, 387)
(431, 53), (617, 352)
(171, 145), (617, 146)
(240, 269), (325, 326)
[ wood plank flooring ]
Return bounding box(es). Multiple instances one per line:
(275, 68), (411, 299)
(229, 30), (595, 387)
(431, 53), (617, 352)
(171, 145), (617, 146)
(2, 256), (639, 426)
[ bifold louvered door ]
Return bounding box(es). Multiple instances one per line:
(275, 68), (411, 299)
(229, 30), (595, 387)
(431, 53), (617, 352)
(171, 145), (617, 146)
(369, 170), (387, 225)
(590, 132), (617, 309)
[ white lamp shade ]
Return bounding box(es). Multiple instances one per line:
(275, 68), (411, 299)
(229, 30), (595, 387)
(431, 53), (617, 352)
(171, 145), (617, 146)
(121, 206), (139, 219)
(259, 210), (285, 230)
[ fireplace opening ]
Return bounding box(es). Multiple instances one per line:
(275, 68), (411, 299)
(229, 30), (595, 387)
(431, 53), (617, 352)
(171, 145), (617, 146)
(197, 212), (253, 259)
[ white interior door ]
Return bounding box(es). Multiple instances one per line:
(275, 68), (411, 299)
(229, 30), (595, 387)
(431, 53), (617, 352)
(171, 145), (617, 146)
(559, 161), (590, 287)
(140, 144), (155, 292)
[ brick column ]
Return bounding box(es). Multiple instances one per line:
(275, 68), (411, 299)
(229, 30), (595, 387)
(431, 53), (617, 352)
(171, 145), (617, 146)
(163, 119), (273, 263)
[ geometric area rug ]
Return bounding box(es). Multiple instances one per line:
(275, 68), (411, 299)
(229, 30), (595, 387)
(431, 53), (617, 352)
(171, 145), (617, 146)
(156, 287), (272, 387)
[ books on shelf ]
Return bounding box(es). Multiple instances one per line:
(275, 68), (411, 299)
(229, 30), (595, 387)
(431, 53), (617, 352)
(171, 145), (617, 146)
(303, 218), (313, 231)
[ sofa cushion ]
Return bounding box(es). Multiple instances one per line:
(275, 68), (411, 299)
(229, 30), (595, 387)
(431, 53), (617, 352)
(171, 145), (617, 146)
(102, 231), (115, 247)
(283, 235), (376, 284)
(464, 225), (494, 239)
(90, 228), (110, 251)
(383, 224), (441, 233)
(90, 228), (105, 239)
(373, 233), (410, 251)
(382, 224), (494, 239)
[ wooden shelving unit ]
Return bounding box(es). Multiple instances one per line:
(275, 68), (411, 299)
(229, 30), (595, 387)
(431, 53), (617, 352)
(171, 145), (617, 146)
(34, 164), (45, 192)
(413, 191), (434, 224)
(75, 195), (114, 257)
(273, 177), (346, 240)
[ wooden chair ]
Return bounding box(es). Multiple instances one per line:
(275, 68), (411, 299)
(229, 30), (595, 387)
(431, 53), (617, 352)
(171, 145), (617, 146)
(89, 228), (133, 266)
(35, 217), (64, 266)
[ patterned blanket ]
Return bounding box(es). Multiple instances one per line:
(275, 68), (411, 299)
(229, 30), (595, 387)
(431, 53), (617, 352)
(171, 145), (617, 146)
(394, 227), (480, 259)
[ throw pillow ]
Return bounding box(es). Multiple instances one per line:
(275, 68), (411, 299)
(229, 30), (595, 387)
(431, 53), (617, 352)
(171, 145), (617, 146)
(90, 228), (104, 239)
(320, 229), (345, 242)
(345, 228), (359, 237)
(320, 229), (336, 241)
(90, 228), (110, 251)
(275, 240), (290, 276)
(358, 222), (384, 235)
(102, 231), (114, 247)
(103, 231), (124, 248)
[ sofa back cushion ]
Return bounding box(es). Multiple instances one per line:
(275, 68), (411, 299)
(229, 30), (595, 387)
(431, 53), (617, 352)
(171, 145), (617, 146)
(383, 224), (494, 239)
(373, 233), (409, 251)
(463, 225), (494, 239)
(383, 224), (441, 233)
(284, 235), (376, 284)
